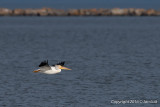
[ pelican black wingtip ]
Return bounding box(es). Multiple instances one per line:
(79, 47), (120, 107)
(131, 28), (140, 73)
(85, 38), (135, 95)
(39, 60), (49, 67)
(56, 61), (65, 66)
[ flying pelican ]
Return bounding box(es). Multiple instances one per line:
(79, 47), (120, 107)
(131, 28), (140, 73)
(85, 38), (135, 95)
(33, 60), (71, 74)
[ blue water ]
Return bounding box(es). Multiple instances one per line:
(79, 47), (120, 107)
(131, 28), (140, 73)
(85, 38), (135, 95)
(0, 17), (160, 107)
(1, 0), (160, 9)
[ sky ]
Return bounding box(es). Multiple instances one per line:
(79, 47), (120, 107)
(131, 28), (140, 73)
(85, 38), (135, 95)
(0, 0), (160, 9)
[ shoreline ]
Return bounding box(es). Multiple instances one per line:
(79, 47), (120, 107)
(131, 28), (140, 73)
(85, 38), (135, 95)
(0, 8), (160, 16)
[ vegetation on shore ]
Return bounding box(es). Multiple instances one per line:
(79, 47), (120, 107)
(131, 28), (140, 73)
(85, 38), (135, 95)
(0, 8), (160, 16)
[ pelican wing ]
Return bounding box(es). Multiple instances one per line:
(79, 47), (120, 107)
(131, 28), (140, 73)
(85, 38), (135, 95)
(39, 60), (51, 71)
(39, 60), (49, 67)
(52, 61), (65, 66)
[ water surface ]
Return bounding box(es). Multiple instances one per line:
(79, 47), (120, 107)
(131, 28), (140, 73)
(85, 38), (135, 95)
(0, 17), (160, 107)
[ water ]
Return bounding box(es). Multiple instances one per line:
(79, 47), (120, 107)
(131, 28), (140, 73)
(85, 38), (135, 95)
(1, 0), (160, 9)
(0, 17), (160, 107)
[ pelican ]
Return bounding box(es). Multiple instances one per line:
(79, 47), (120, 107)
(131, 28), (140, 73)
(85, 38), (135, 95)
(33, 60), (71, 74)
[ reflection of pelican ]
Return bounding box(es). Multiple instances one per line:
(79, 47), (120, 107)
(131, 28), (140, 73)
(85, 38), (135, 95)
(33, 60), (71, 74)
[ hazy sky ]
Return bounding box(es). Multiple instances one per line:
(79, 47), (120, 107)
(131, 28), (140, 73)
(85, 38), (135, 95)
(0, 0), (160, 9)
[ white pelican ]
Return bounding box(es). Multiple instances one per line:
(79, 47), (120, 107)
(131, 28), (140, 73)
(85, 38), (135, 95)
(33, 60), (71, 74)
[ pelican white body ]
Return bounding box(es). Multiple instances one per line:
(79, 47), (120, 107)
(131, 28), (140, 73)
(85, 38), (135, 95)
(40, 66), (61, 74)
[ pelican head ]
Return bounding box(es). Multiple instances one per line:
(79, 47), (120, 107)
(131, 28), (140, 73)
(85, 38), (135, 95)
(56, 65), (71, 70)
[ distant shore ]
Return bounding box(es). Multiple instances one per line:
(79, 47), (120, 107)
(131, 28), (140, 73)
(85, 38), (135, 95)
(0, 8), (160, 16)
